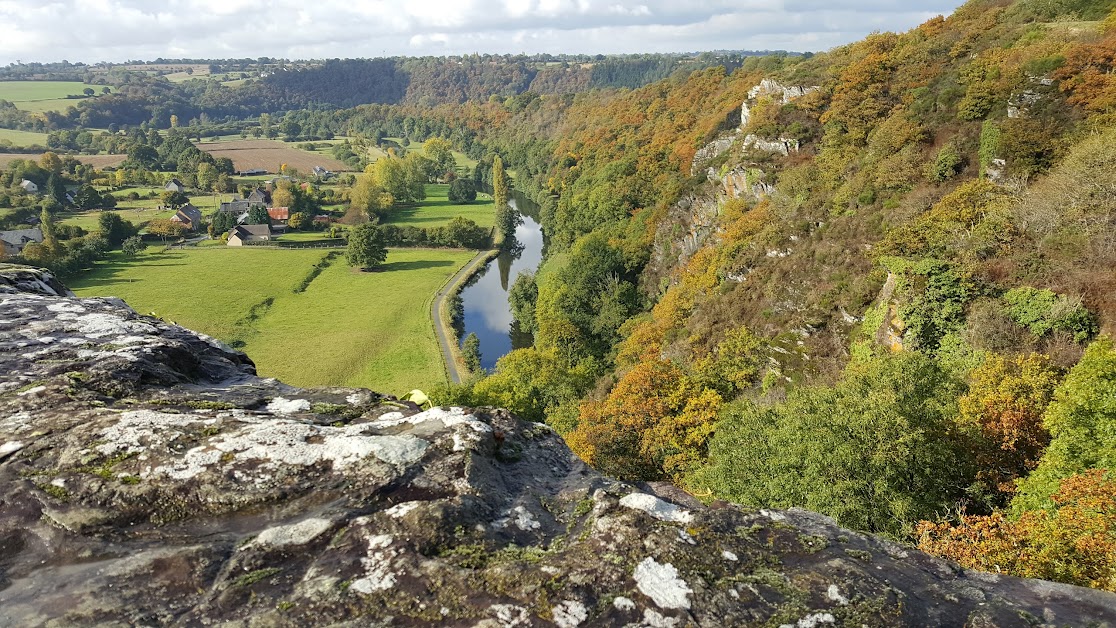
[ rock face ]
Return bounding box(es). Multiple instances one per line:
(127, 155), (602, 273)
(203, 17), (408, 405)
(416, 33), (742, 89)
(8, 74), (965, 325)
(2, 265), (1115, 627)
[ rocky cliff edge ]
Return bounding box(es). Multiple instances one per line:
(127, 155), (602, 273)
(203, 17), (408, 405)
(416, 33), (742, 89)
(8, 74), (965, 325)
(1, 264), (1114, 627)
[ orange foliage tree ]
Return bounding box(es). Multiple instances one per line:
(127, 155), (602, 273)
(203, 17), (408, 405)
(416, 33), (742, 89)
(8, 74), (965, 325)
(917, 470), (1116, 593)
(957, 353), (1061, 505)
(566, 359), (721, 482)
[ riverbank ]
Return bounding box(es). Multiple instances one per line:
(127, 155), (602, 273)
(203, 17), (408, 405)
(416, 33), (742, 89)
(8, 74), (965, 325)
(432, 248), (499, 383)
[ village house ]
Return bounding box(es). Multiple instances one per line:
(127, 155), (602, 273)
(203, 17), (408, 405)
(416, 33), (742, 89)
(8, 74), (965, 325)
(247, 187), (270, 206)
(226, 224), (272, 246)
(19, 180), (38, 194)
(164, 179), (187, 194)
(218, 199), (251, 216)
(170, 204), (204, 232)
(0, 227), (44, 257)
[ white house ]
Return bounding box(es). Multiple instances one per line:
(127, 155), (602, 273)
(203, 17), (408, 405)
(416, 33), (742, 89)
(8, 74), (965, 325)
(19, 180), (38, 194)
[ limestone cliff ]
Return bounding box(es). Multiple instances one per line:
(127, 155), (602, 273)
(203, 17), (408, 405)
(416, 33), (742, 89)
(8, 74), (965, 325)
(2, 264), (1115, 626)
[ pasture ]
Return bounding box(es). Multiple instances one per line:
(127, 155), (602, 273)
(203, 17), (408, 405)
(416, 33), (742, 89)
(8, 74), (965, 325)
(386, 184), (496, 229)
(0, 81), (112, 113)
(0, 153), (125, 169)
(0, 129), (48, 147)
(68, 246), (473, 395)
(196, 139), (349, 174)
(57, 207), (177, 232)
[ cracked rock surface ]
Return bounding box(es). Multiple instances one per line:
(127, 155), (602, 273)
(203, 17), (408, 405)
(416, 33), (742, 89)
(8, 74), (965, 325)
(1, 264), (1115, 627)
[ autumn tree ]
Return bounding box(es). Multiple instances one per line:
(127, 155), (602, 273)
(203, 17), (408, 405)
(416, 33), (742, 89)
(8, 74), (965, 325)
(568, 359), (722, 482)
(350, 168), (395, 219)
(918, 470), (1116, 593)
(147, 218), (187, 243)
(958, 354), (1061, 507)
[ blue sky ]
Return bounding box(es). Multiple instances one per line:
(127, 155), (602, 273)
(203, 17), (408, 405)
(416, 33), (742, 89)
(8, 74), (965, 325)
(0, 1), (964, 63)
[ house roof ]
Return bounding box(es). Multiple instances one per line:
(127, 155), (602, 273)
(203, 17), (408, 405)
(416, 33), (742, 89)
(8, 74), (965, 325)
(267, 207), (289, 221)
(0, 227), (44, 247)
(230, 224), (272, 239)
(219, 199), (250, 213)
(172, 205), (203, 225)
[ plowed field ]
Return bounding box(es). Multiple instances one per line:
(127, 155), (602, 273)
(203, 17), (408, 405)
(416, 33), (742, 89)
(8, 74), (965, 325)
(196, 140), (349, 174)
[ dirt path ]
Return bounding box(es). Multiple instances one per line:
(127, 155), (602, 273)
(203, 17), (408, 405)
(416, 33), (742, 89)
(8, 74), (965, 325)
(432, 250), (494, 384)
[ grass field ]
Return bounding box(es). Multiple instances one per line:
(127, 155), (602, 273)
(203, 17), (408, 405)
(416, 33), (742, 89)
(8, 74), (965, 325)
(0, 129), (48, 147)
(57, 207), (178, 232)
(0, 81), (113, 113)
(0, 153), (125, 169)
(68, 247), (474, 395)
(196, 139), (350, 173)
(386, 184), (495, 229)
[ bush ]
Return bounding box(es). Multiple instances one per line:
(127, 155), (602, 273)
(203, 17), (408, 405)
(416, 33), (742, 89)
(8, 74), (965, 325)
(691, 352), (973, 537)
(1003, 287), (1097, 343)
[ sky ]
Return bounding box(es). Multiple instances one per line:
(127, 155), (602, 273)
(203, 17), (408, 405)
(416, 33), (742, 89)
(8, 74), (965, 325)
(0, 0), (964, 64)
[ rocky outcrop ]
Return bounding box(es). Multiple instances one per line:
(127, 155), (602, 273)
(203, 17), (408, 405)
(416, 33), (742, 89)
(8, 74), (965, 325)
(690, 132), (740, 176)
(740, 78), (819, 129)
(2, 265), (1116, 626)
(743, 135), (800, 156)
(1007, 75), (1055, 119)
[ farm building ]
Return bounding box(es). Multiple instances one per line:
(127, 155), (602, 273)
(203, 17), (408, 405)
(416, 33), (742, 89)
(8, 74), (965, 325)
(19, 180), (38, 194)
(0, 227), (44, 256)
(170, 204), (204, 231)
(226, 224), (272, 246)
(267, 207), (289, 225)
(237, 169), (268, 176)
(164, 179), (186, 194)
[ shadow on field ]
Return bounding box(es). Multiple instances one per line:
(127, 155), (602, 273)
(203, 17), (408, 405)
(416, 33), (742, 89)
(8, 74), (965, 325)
(377, 259), (456, 272)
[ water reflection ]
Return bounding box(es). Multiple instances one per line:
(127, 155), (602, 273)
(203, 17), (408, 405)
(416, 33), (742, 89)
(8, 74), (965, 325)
(459, 197), (545, 370)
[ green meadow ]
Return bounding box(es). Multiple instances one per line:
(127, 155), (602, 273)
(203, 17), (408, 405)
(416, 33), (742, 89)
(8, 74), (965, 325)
(0, 128), (48, 147)
(68, 246), (473, 395)
(0, 81), (112, 113)
(387, 183), (495, 229)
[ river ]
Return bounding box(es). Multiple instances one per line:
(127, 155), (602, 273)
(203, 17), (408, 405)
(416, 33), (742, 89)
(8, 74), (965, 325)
(458, 192), (544, 370)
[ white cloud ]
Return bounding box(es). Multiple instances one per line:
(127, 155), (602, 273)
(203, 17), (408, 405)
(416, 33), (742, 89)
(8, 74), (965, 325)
(0, 0), (962, 63)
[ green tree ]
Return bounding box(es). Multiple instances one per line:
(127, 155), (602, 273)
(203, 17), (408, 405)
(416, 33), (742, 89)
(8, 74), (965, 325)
(39, 207), (59, 257)
(462, 332), (482, 373)
(121, 235), (147, 258)
(448, 179), (477, 203)
(161, 190), (189, 210)
(45, 173), (66, 207)
(692, 352), (973, 536)
(508, 271), (538, 334)
(196, 162), (217, 193)
(97, 212), (138, 247)
(1014, 337), (1116, 512)
(346, 223), (388, 271)
(247, 205), (270, 225)
(491, 155), (520, 244)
